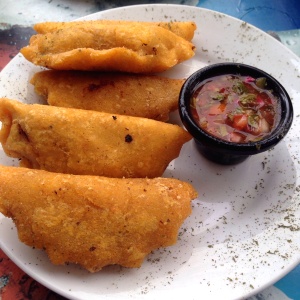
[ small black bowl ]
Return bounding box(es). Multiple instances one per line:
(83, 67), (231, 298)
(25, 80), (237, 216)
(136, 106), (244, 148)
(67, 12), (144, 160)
(179, 63), (293, 165)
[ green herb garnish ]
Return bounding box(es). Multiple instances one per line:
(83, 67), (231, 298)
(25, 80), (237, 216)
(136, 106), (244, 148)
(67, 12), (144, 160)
(255, 77), (267, 89)
(211, 92), (225, 101)
(248, 114), (260, 129)
(232, 80), (246, 95)
(239, 93), (256, 107)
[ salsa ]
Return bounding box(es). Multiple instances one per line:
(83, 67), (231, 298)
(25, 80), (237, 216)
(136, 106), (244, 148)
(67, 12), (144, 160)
(190, 74), (279, 143)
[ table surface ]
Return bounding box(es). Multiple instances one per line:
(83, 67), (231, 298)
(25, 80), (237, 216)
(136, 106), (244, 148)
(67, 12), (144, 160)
(0, 1), (299, 300)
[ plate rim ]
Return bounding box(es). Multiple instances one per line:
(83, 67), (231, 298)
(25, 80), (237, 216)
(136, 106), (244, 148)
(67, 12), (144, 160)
(0, 3), (300, 300)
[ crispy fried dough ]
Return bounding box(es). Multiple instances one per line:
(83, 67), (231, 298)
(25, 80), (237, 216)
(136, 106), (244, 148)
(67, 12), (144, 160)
(33, 20), (197, 41)
(31, 70), (184, 121)
(20, 22), (195, 73)
(0, 98), (191, 178)
(0, 165), (197, 272)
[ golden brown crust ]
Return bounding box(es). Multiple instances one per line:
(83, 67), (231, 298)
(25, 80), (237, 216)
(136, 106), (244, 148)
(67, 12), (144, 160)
(31, 70), (184, 121)
(21, 22), (195, 72)
(0, 165), (197, 272)
(33, 20), (197, 41)
(0, 98), (191, 178)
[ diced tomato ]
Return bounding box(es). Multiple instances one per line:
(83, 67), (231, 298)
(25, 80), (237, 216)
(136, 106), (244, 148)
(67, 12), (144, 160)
(208, 102), (226, 115)
(260, 105), (275, 124)
(230, 132), (245, 143)
(232, 114), (248, 130)
(256, 95), (265, 108)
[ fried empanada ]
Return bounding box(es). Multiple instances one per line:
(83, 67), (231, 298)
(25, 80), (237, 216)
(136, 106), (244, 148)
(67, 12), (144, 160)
(0, 165), (198, 272)
(31, 70), (184, 121)
(0, 98), (191, 178)
(33, 20), (197, 41)
(20, 22), (195, 73)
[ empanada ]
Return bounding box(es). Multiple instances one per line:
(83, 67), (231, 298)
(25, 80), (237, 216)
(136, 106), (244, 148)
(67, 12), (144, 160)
(0, 98), (191, 178)
(20, 22), (195, 73)
(31, 70), (184, 121)
(0, 165), (198, 272)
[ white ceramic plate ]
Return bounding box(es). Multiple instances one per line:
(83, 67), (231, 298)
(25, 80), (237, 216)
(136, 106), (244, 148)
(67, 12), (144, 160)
(0, 4), (300, 300)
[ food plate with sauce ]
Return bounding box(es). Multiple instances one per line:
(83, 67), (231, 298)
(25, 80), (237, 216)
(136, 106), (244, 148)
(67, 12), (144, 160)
(0, 4), (300, 300)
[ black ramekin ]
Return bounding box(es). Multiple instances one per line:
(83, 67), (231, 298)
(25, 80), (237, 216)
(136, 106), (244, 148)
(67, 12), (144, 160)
(179, 63), (294, 165)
